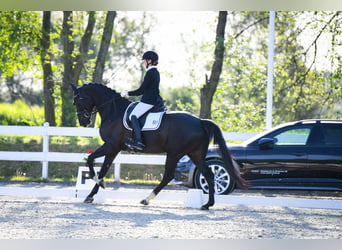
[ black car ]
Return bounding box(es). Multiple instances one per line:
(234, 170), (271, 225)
(175, 119), (342, 194)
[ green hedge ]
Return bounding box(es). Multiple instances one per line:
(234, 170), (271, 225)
(0, 100), (44, 126)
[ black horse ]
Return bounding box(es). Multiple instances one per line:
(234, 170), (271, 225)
(72, 83), (248, 210)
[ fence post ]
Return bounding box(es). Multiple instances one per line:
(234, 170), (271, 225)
(42, 122), (50, 179)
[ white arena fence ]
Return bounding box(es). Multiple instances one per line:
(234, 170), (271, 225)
(0, 122), (257, 180)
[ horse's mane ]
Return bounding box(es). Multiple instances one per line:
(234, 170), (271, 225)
(82, 83), (122, 98)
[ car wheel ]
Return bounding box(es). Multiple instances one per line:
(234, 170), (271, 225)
(194, 159), (236, 195)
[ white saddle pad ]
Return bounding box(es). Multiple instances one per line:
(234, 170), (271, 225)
(123, 108), (165, 131)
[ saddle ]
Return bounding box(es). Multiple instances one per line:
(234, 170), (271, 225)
(123, 96), (166, 131)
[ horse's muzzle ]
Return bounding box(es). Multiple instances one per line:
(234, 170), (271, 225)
(77, 115), (91, 127)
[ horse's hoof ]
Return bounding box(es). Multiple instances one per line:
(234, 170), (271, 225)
(84, 197), (94, 203)
(140, 199), (149, 206)
(200, 205), (209, 210)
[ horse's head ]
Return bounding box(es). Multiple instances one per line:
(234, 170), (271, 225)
(71, 84), (95, 127)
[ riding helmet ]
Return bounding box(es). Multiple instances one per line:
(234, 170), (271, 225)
(142, 51), (158, 63)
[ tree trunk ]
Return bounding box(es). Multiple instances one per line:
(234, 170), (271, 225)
(61, 11), (76, 127)
(89, 11), (116, 127)
(41, 11), (56, 126)
(92, 11), (116, 83)
(199, 11), (227, 119)
(73, 11), (96, 84)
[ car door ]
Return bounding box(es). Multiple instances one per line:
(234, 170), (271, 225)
(241, 124), (314, 184)
(307, 124), (342, 186)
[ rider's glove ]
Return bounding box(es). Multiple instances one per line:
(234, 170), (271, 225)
(121, 91), (128, 97)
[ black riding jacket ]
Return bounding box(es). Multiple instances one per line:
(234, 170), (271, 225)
(128, 66), (160, 105)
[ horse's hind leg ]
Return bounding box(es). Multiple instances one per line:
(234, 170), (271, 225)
(140, 154), (180, 205)
(192, 158), (215, 210)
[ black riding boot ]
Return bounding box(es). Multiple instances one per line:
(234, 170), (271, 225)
(128, 115), (145, 151)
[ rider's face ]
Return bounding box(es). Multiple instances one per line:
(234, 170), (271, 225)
(143, 59), (152, 68)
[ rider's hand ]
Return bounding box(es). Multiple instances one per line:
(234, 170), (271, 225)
(121, 91), (128, 97)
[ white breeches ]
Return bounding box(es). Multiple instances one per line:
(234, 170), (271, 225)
(129, 102), (153, 120)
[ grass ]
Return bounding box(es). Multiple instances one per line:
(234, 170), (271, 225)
(0, 100), (45, 126)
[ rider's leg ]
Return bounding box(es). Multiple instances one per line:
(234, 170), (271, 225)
(126, 102), (153, 150)
(129, 102), (154, 120)
(130, 115), (145, 150)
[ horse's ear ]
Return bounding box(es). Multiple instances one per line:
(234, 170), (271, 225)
(70, 83), (77, 92)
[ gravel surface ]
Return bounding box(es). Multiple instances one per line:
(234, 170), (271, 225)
(0, 182), (341, 239)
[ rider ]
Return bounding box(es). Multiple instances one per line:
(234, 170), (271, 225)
(121, 50), (161, 150)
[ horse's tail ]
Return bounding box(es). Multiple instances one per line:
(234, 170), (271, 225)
(201, 119), (249, 190)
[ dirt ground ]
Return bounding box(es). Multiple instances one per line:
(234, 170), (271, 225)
(0, 185), (341, 239)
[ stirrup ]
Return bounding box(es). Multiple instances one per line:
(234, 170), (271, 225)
(132, 141), (145, 151)
(125, 137), (134, 147)
(126, 140), (145, 151)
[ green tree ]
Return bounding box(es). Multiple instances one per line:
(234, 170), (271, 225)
(61, 11), (76, 126)
(60, 11), (115, 126)
(272, 12), (341, 123)
(212, 11), (269, 131)
(0, 11), (41, 103)
(1, 11), (153, 127)
(41, 11), (56, 126)
(211, 11), (341, 131)
(92, 11), (116, 83)
(200, 11), (227, 119)
(300, 11), (342, 118)
(89, 11), (116, 127)
(163, 86), (199, 114)
(0, 11), (40, 76)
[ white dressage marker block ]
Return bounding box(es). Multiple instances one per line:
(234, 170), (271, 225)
(75, 166), (101, 198)
(76, 166), (101, 190)
(183, 189), (203, 208)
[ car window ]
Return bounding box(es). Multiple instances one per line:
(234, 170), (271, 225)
(273, 128), (311, 145)
(321, 126), (342, 145)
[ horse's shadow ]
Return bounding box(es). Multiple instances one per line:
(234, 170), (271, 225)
(57, 201), (237, 228)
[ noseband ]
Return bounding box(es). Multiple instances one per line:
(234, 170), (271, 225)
(76, 108), (97, 119)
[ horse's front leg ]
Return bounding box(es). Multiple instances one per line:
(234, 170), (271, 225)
(84, 154), (117, 203)
(86, 143), (114, 185)
(86, 146), (105, 180)
(84, 143), (119, 203)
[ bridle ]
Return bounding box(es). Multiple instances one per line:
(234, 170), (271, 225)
(73, 91), (117, 120)
(73, 92), (96, 119)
